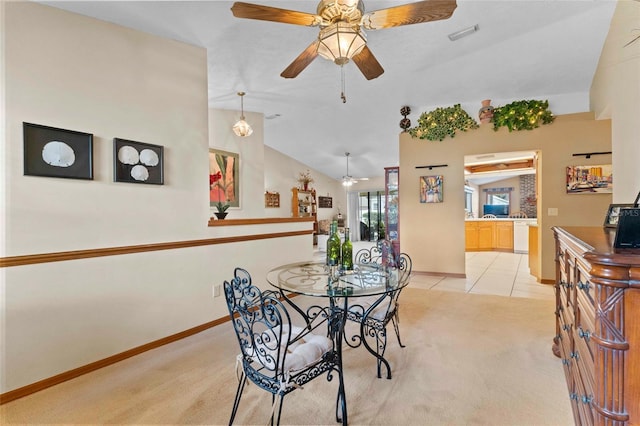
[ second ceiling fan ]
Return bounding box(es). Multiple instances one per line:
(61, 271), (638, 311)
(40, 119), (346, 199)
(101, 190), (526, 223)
(231, 0), (457, 81)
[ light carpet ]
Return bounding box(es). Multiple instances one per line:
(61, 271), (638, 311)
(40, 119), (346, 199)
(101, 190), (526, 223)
(1, 287), (573, 425)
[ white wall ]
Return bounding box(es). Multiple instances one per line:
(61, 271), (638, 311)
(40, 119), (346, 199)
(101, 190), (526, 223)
(263, 145), (346, 222)
(0, 2), (320, 395)
(591, 0), (640, 203)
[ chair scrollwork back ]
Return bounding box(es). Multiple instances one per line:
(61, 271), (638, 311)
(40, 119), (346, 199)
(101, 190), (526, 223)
(223, 267), (345, 425)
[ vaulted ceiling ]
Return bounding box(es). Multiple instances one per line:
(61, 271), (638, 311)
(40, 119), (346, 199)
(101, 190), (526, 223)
(39, 1), (617, 181)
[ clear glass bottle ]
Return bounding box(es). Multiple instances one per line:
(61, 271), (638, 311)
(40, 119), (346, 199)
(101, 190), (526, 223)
(341, 227), (353, 270)
(327, 221), (341, 266)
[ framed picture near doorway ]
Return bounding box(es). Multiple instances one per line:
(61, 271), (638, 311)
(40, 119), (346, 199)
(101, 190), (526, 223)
(566, 164), (613, 194)
(420, 175), (443, 203)
(209, 148), (240, 208)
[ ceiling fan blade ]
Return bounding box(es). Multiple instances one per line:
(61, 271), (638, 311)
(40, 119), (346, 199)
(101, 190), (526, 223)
(231, 2), (320, 26)
(351, 46), (384, 80)
(361, 0), (457, 30)
(281, 41), (320, 79)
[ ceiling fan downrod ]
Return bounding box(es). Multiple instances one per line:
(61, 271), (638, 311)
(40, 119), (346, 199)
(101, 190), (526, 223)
(341, 65), (347, 103)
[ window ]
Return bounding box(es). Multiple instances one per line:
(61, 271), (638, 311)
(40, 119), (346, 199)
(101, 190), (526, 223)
(487, 192), (509, 205)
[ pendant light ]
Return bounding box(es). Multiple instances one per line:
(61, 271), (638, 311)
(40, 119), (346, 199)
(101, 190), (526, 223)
(232, 92), (253, 137)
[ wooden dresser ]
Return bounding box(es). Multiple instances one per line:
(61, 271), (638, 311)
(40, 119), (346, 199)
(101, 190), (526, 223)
(552, 227), (640, 425)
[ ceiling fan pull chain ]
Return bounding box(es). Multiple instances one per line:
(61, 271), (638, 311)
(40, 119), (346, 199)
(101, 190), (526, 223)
(340, 65), (347, 103)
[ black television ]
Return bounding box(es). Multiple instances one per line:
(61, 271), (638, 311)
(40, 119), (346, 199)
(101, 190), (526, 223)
(483, 204), (509, 217)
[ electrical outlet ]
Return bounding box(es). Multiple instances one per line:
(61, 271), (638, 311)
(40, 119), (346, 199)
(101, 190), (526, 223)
(213, 284), (221, 298)
(548, 207), (559, 216)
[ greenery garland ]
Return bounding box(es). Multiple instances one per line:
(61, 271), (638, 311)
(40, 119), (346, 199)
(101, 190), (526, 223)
(408, 104), (478, 141)
(492, 99), (555, 132)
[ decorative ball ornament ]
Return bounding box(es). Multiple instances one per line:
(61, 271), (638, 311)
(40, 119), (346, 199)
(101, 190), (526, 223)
(399, 106), (411, 132)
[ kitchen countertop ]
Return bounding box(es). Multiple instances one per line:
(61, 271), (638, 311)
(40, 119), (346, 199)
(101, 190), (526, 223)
(465, 218), (537, 222)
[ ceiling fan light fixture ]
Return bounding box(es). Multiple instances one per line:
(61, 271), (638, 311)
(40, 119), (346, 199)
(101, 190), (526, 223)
(317, 22), (366, 65)
(342, 152), (357, 186)
(448, 24), (479, 41)
(232, 92), (253, 137)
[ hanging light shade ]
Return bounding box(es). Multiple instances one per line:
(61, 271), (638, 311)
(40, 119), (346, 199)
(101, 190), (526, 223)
(232, 92), (253, 137)
(342, 152), (356, 186)
(317, 22), (366, 66)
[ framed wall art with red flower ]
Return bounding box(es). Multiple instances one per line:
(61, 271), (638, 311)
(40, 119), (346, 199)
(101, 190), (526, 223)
(209, 148), (240, 208)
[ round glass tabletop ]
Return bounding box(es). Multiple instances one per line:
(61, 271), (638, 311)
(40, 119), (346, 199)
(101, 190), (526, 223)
(266, 261), (409, 298)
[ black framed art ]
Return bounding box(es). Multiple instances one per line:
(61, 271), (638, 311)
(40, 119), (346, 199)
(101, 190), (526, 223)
(114, 138), (164, 185)
(318, 196), (333, 208)
(604, 203), (633, 228)
(23, 122), (93, 180)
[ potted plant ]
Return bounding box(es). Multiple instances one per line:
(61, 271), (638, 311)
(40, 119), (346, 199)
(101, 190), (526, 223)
(210, 171), (231, 219)
(297, 170), (314, 191)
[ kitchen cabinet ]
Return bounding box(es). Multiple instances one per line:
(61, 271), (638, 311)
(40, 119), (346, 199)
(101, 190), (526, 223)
(528, 225), (539, 278)
(478, 221), (495, 250)
(465, 222), (480, 250)
(495, 221), (514, 250)
(465, 220), (513, 251)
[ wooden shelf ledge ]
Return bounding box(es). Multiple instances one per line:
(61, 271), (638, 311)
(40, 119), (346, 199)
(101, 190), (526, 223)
(208, 217), (315, 227)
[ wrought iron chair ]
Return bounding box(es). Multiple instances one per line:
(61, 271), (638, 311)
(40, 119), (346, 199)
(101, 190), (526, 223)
(224, 267), (346, 426)
(343, 240), (412, 379)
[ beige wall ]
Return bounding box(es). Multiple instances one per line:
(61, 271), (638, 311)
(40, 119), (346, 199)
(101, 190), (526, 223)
(591, 0), (640, 203)
(263, 144), (347, 222)
(399, 113), (612, 280)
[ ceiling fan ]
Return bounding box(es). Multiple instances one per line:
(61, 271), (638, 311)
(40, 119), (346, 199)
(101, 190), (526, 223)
(342, 152), (368, 186)
(231, 0), (457, 81)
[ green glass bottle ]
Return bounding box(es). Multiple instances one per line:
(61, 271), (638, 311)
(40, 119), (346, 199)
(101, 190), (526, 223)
(325, 221), (334, 265)
(328, 221), (341, 266)
(341, 227), (353, 270)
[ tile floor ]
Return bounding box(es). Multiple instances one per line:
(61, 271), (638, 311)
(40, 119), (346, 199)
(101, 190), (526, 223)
(314, 242), (554, 301)
(410, 250), (554, 300)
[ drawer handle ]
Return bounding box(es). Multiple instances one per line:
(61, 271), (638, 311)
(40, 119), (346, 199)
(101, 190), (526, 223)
(562, 324), (570, 331)
(570, 351), (580, 360)
(562, 359), (570, 366)
(577, 281), (591, 291)
(581, 395), (593, 404)
(578, 327), (591, 341)
(570, 393), (578, 401)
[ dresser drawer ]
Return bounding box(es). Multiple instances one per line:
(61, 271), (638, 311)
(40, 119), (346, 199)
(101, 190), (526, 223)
(572, 370), (595, 426)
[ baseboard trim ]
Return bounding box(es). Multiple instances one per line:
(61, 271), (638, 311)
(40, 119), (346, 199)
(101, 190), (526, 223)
(0, 291), (301, 405)
(413, 270), (466, 279)
(0, 316), (231, 404)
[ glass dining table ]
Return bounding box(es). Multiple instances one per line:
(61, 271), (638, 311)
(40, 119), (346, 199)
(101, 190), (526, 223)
(266, 261), (411, 423)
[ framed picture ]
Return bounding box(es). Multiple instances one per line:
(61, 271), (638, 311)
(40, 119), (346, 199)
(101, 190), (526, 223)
(420, 175), (443, 203)
(318, 196), (333, 208)
(114, 138), (164, 185)
(566, 164), (613, 194)
(209, 149), (240, 208)
(604, 204), (633, 228)
(23, 122), (93, 180)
